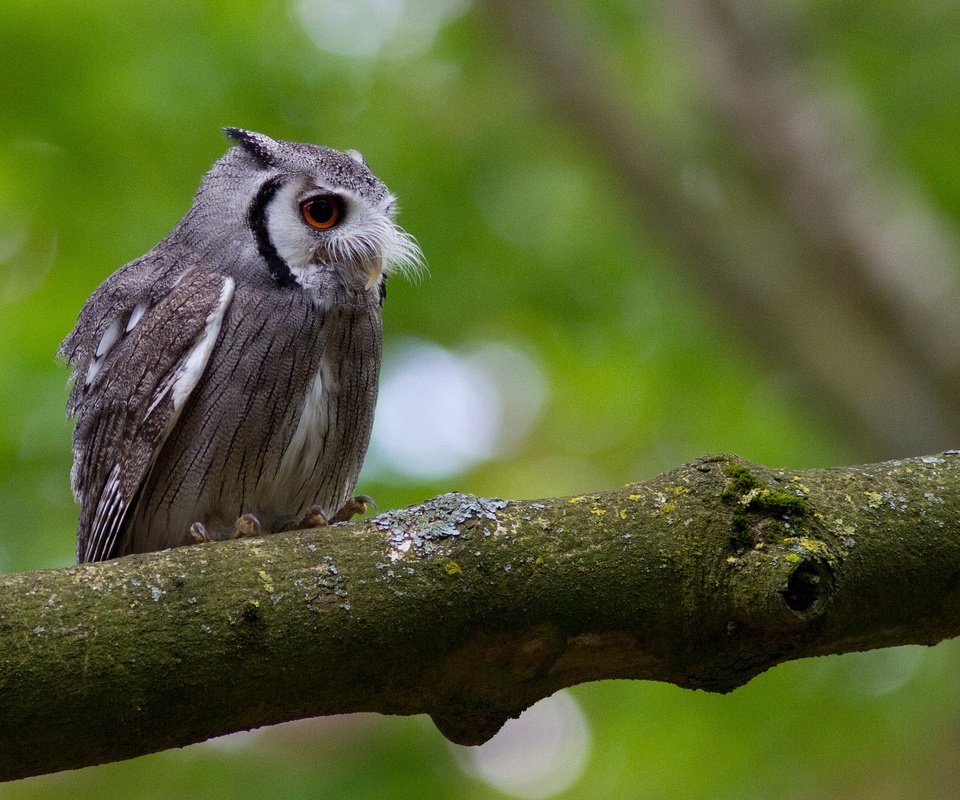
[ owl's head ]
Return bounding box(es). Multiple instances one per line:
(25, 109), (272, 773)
(187, 128), (422, 297)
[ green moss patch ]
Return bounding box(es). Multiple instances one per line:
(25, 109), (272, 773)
(721, 462), (811, 539)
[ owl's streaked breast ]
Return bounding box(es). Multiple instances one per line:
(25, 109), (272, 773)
(125, 284), (381, 552)
(260, 299), (382, 526)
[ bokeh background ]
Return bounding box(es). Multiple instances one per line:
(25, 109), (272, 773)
(3, 0), (960, 797)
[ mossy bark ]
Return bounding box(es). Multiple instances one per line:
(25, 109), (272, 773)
(3, 452), (960, 780)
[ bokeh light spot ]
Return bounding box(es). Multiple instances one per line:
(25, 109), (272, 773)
(453, 691), (592, 799)
(293, 0), (468, 59)
(366, 338), (547, 481)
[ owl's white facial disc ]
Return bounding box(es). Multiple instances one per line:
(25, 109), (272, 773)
(263, 180), (330, 281)
(263, 178), (423, 294)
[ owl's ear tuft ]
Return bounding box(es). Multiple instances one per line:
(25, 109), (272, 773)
(224, 128), (279, 168)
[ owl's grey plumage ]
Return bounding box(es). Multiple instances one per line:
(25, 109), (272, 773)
(59, 128), (421, 563)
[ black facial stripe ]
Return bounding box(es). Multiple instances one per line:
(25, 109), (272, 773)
(248, 177), (297, 288)
(379, 273), (387, 306)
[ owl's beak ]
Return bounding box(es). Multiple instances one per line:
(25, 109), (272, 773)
(364, 258), (384, 291)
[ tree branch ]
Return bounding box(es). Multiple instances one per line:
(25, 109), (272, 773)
(3, 452), (960, 781)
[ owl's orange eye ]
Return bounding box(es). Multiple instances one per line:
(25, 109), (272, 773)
(301, 195), (343, 230)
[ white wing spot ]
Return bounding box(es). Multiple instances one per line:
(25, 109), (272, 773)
(125, 302), (147, 332)
(171, 277), (235, 412)
(85, 318), (123, 386)
(95, 319), (122, 357)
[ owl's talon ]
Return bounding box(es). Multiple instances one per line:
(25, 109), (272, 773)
(297, 505), (329, 529)
(329, 495), (377, 523)
(233, 513), (262, 539)
(190, 522), (209, 543)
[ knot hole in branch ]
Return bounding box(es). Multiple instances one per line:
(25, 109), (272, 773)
(783, 559), (832, 615)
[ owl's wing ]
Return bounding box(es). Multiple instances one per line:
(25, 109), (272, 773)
(62, 269), (236, 562)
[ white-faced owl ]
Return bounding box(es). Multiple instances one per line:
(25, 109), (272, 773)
(60, 129), (421, 562)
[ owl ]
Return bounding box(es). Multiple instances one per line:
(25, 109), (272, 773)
(59, 128), (421, 563)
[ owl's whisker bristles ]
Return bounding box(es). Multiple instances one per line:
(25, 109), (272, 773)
(326, 222), (425, 282)
(389, 226), (427, 280)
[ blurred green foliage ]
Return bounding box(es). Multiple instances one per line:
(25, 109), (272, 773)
(1, 1), (959, 797)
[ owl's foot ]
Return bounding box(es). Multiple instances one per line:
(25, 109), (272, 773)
(189, 516), (262, 543)
(329, 495), (377, 523)
(297, 505), (329, 529)
(295, 496), (377, 530)
(233, 513), (262, 539)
